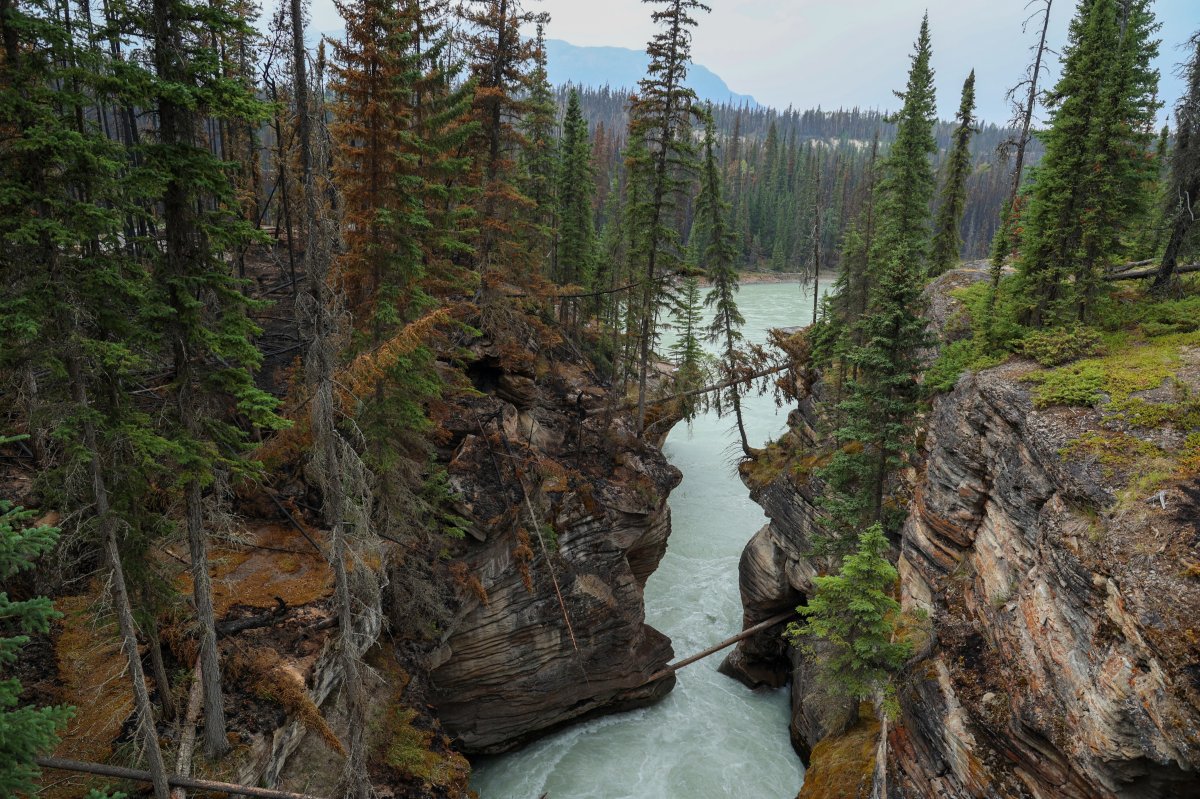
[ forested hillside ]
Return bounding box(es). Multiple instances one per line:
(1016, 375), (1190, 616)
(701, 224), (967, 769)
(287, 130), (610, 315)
(2, 0), (1197, 797)
(570, 88), (1038, 270)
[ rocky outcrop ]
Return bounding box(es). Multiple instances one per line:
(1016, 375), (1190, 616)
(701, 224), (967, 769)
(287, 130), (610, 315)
(890, 362), (1200, 799)
(424, 339), (682, 754)
(725, 267), (1200, 798)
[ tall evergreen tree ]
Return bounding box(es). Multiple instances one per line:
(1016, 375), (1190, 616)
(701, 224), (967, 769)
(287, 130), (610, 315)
(1015, 0), (1160, 326)
(1155, 30), (1200, 290)
(625, 0), (709, 435)
(930, 70), (977, 275)
(556, 88), (596, 290)
(146, 0), (281, 755)
(0, 4), (174, 792)
(669, 276), (708, 420)
(695, 110), (753, 455)
(819, 17), (936, 544)
(459, 0), (543, 281)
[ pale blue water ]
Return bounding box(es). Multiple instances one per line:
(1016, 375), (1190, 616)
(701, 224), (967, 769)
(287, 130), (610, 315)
(470, 280), (826, 799)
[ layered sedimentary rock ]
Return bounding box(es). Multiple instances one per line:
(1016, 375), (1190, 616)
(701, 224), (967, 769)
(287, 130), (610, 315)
(725, 267), (1200, 798)
(891, 363), (1200, 799)
(425, 339), (682, 754)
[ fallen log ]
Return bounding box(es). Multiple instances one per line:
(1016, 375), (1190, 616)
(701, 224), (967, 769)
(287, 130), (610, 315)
(36, 757), (327, 799)
(216, 596), (289, 637)
(616, 361), (795, 413)
(1104, 262), (1200, 281)
(640, 610), (796, 686)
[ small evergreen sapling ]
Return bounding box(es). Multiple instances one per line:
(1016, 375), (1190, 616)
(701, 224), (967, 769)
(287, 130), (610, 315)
(0, 479), (70, 796)
(786, 524), (911, 704)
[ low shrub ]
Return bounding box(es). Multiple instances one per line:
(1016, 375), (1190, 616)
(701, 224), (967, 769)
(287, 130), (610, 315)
(1017, 326), (1105, 366)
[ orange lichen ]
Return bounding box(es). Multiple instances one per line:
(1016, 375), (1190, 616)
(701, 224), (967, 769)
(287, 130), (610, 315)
(797, 711), (880, 799)
(226, 646), (346, 757)
(49, 590), (134, 797)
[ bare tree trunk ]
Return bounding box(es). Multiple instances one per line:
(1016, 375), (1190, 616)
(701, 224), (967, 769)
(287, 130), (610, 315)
(1010, 0), (1053, 206)
(65, 349), (170, 799)
(184, 474), (228, 757)
(300, 52), (372, 799)
(143, 604), (177, 722)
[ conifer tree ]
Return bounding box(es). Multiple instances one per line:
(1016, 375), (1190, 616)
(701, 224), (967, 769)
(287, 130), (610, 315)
(524, 21), (558, 256)
(331, 0), (474, 504)
(145, 0), (281, 755)
(786, 524), (911, 702)
(1015, 0), (1160, 326)
(695, 110), (753, 455)
(0, 492), (69, 796)
(930, 70), (977, 275)
(669, 276), (708, 420)
(626, 0), (709, 435)
(556, 88), (596, 290)
(0, 5), (173, 792)
(459, 0), (543, 280)
(819, 17), (935, 543)
(1155, 30), (1200, 290)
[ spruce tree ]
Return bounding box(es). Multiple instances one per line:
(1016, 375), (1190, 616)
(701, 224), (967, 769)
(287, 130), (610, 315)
(786, 524), (911, 702)
(145, 0), (281, 755)
(930, 70), (977, 275)
(1015, 0), (1160, 326)
(556, 88), (597, 291)
(0, 492), (70, 796)
(626, 0), (709, 435)
(695, 110), (753, 455)
(524, 21), (558, 262)
(1155, 30), (1200, 290)
(818, 17), (935, 544)
(669, 276), (708, 420)
(459, 0), (543, 281)
(0, 4), (174, 792)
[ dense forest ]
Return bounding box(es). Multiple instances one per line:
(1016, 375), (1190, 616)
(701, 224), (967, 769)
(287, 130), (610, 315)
(2, 0), (1197, 795)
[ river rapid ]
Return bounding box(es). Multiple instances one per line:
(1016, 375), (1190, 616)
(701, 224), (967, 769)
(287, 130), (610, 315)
(471, 280), (825, 799)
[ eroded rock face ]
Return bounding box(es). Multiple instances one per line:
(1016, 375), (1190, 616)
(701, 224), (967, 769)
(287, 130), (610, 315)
(891, 365), (1200, 799)
(726, 266), (1200, 797)
(426, 348), (682, 754)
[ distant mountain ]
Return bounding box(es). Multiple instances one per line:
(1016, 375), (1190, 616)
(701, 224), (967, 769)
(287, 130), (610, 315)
(544, 39), (757, 107)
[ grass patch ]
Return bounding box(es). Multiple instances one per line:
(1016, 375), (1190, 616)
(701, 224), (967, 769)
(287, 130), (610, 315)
(925, 339), (1004, 394)
(1060, 431), (1163, 477)
(1024, 332), (1198, 409)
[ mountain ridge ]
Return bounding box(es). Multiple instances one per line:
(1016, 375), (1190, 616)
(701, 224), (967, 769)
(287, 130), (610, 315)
(545, 39), (757, 107)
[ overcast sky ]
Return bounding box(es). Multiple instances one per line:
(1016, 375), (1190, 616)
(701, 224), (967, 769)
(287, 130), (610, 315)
(308, 0), (1196, 125)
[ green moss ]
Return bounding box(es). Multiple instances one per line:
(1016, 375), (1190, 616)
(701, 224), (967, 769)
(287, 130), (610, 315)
(1025, 333), (1197, 408)
(380, 706), (469, 787)
(1060, 431), (1162, 477)
(925, 339), (1004, 395)
(798, 710), (880, 799)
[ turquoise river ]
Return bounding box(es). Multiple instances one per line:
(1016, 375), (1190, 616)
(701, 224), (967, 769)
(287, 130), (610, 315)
(471, 280), (826, 799)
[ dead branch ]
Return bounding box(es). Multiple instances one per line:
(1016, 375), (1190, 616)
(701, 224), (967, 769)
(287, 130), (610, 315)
(1104, 262), (1200, 281)
(36, 757), (328, 799)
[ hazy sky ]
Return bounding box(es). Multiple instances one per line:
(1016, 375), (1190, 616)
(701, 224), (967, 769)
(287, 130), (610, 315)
(308, 0), (1196, 125)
